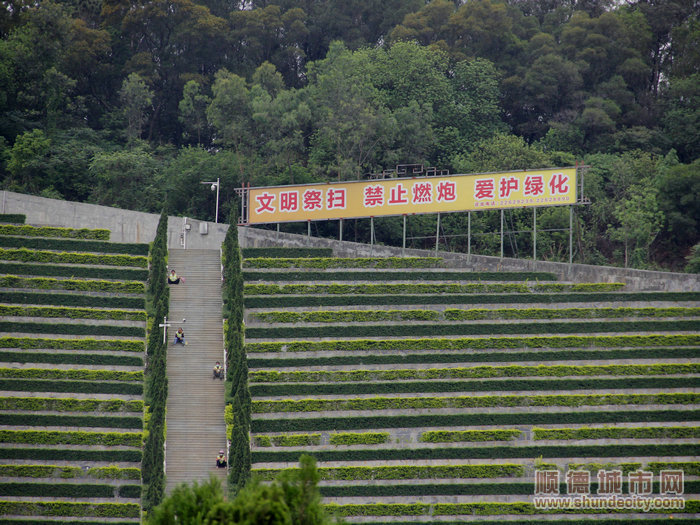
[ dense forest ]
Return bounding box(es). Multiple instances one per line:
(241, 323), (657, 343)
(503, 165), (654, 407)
(0, 0), (698, 270)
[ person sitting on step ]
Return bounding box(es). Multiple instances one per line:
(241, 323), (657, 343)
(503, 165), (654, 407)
(168, 269), (184, 284)
(216, 450), (227, 468)
(213, 361), (224, 380)
(174, 328), (186, 345)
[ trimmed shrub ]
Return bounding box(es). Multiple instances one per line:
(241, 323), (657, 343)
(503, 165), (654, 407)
(0, 482), (116, 498)
(0, 501), (140, 518)
(421, 430), (522, 443)
(0, 247), (147, 267)
(251, 409), (700, 433)
(253, 434), (321, 447)
(0, 321), (145, 337)
(0, 430), (142, 447)
(534, 426), (700, 440)
(329, 432), (390, 445)
(242, 248), (333, 258)
(0, 397), (142, 412)
(243, 257), (442, 269)
(0, 224), (110, 240)
(0, 262), (148, 280)
(0, 275), (144, 294)
(0, 214), (25, 224)
(0, 305), (146, 321)
(0, 448), (142, 462)
(0, 414), (142, 429)
(0, 350), (143, 367)
(246, 334), (700, 353)
(0, 464), (141, 480)
(243, 270), (558, 282)
(0, 367), (142, 382)
(0, 336), (144, 352)
(0, 379), (143, 395)
(0, 291), (145, 309)
(0, 236), (148, 255)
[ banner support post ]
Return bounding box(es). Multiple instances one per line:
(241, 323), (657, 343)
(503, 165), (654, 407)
(533, 208), (537, 261)
(435, 213), (440, 255)
(500, 209), (504, 258)
(402, 215), (406, 257)
(569, 205), (573, 265)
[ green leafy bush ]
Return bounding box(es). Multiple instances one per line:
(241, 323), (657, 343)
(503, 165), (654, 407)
(0, 291), (145, 309)
(0, 247), (147, 267)
(0, 262), (148, 280)
(329, 432), (390, 445)
(0, 236), (148, 255)
(243, 270), (558, 282)
(252, 409), (698, 433)
(0, 379), (143, 395)
(246, 334), (700, 353)
(250, 363), (698, 383)
(253, 433), (321, 447)
(0, 464), (141, 480)
(0, 368), (142, 382)
(0, 336), (143, 352)
(0, 224), (110, 240)
(0, 414), (142, 429)
(0, 305), (146, 321)
(0, 448), (142, 462)
(0, 214), (25, 224)
(420, 430), (522, 442)
(0, 321), (144, 337)
(243, 257), (442, 269)
(0, 397), (142, 412)
(246, 319), (698, 339)
(0, 501), (140, 518)
(242, 248), (333, 258)
(0, 350), (143, 367)
(0, 430), (142, 446)
(533, 426), (700, 440)
(0, 275), (144, 294)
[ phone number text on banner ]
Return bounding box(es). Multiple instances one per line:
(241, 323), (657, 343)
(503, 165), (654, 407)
(247, 167), (577, 224)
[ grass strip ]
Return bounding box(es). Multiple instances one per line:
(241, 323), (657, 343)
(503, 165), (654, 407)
(251, 409), (700, 433)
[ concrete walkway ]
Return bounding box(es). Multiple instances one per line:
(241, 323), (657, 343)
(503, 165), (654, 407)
(165, 249), (228, 492)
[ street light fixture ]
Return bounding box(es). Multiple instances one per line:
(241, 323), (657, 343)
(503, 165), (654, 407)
(200, 177), (220, 223)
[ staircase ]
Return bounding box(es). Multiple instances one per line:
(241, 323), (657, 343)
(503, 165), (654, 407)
(165, 249), (228, 492)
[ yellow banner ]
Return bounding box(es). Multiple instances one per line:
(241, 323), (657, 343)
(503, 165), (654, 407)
(247, 168), (577, 224)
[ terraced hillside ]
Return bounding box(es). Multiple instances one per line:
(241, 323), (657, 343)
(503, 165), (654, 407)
(0, 222), (147, 524)
(243, 250), (700, 523)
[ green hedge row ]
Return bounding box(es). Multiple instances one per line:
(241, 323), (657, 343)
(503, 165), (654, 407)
(323, 501), (700, 517)
(243, 270), (559, 282)
(329, 432), (390, 445)
(0, 291), (145, 309)
(0, 275), (145, 294)
(246, 319), (699, 339)
(243, 257), (442, 269)
(0, 305), (146, 321)
(0, 379), (143, 395)
(252, 393), (697, 413)
(244, 290), (700, 308)
(0, 482), (141, 498)
(0, 397), (142, 412)
(421, 429), (522, 442)
(252, 463), (525, 481)
(253, 434), (321, 447)
(0, 224), (110, 240)
(0, 336), (144, 352)
(319, 481), (700, 498)
(2, 521), (140, 525)
(0, 350), (143, 367)
(0, 430), (142, 447)
(250, 363), (699, 383)
(0, 368), (142, 382)
(251, 306), (699, 324)
(252, 443), (699, 463)
(565, 461), (700, 477)
(0, 214), (25, 224)
(0, 321), (145, 337)
(534, 426), (700, 440)
(0, 448), (142, 462)
(0, 464), (141, 480)
(244, 282), (629, 295)
(647, 462), (700, 476)
(242, 247), (333, 258)
(250, 377), (700, 397)
(248, 347), (700, 369)
(349, 521), (697, 525)
(0, 247), (148, 267)
(251, 409), (700, 433)
(0, 236), (148, 255)
(246, 334), (700, 353)
(0, 501), (141, 518)
(0, 414), (143, 429)
(0, 262), (149, 280)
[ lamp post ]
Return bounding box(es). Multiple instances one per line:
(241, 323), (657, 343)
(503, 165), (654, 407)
(200, 177), (220, 223)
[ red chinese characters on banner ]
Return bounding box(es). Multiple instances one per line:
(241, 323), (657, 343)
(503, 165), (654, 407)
(566, 470), (591, 495)
(388, 183), (409, 205)
(660, 471), (684, 495)
(628, 470), (654, 496)
(474, 179), (495, 200)
(524, 175), (545, 196)
(302, 189), (323, 211)
(279, 191), (299, 212)
(436, 180), (457, 202)
(597, 470), (623, 495)
(549, 172), (569, 194)
(499, 176), (519, 198)
(327, 188), (346, 210)
(364, 185), (384, 207)
(535, 470), (560, 495)
(255, 191), (276, 214)
(412, 182), (432, 204)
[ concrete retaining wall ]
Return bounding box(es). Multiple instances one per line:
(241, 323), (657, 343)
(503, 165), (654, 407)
(4, 190), (698, 292)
